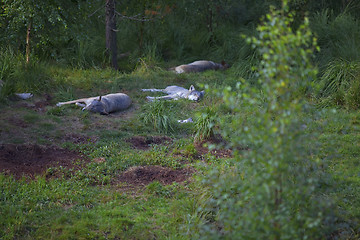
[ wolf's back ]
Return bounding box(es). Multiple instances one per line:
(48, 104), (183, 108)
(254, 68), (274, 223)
(103, 93), (132, 113)
(175, 60), (226, 73)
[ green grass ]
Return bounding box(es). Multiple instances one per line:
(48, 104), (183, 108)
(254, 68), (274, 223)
(0, 64), (360, 239)
(0, 175), (192, 239)
(315, 110), (360, 229)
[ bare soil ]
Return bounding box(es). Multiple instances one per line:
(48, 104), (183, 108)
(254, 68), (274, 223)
(195, 141), (233, 159)
(15, 93), (53, 113)
(0, 143), (194, 187)
(0, 144), (84, 179)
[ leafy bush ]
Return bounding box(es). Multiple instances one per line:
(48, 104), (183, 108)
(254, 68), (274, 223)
(191, 1), (334, 239)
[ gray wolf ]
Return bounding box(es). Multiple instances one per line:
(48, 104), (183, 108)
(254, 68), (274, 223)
(172, 60), (229, 74)
(56, 93), (132, 115)
(142, 85), (204, 101)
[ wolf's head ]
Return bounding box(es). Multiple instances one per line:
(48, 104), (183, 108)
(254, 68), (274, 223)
(83, 96), (109, 115)
(220, 60), (230, 70)
(188, 85), (204, 101)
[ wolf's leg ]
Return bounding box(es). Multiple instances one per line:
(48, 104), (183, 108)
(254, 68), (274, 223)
(56, 97), (97, 107)
(146, 96), (155, 101)
(141, 88), (164, 92)
(146, 94), (178, 101)
(75, 102), (86, 107)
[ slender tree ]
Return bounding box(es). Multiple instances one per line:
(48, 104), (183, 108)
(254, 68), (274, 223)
(105, 0), (118, 69)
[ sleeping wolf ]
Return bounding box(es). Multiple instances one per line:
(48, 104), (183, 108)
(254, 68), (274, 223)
(173, 60), (229, 74)
(56, 93), (132, 115)
(142, 85), (204, 101)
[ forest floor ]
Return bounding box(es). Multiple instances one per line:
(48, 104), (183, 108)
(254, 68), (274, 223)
(0, 67), (359, 239)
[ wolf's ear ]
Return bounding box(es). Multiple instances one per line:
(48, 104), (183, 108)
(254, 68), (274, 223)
(221, 60), (226, 66)
(189, 85), (195, 91)
(200, 90), (205, 97)
(98, 96), (102, 101)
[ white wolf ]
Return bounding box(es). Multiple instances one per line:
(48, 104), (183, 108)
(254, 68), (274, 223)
(173, 60), (229, 74)
(56, 93), (132, 115)
(142, 85), (204, 101)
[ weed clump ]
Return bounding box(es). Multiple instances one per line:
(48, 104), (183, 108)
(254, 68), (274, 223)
(193, 106), (218, 142)
(140, 100), (176, 134)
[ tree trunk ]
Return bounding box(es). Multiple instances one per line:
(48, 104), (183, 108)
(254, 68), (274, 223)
(206, 2), (214, 44)
(105, 0), (118, 70)
(139, 20), (144, 51)
(26, 20), (32, 64)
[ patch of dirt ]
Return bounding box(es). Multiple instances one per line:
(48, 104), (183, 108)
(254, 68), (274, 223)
(7, 116), (28, 128)
(0, 144), (85, 179)
(63, 133), (98, 144)
(126, 136), (173, 150)
(108, 104), (138, 120)
(116, 165), (194, 186)
(195, 137), (233, 159)
(16, 94), (53, 113)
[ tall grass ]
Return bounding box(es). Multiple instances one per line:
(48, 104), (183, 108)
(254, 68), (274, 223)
(0, 48), (18, 99)
(140, 100), (176, 134)
(311, 10), (360, 70)
(194, 106), (218, 142)
(0, 48), (52, 100)
(318, 59), (360, 108)
(133, 43), (163, 73)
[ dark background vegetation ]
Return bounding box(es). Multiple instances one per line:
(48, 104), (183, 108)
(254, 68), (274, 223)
(0, 1), (359, 66)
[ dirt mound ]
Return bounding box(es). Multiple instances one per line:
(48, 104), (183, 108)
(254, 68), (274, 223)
(117, 165), (193, 186)
(0, 144), (84, 179)
(126, 136), (172, 150)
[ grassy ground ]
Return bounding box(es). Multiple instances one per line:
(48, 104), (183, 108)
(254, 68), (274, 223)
(0, 65), (359, 239)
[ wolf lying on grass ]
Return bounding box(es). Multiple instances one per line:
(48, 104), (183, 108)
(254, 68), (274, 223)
(56, 93), (132, 115)
(142, 85), (204, 101)
(172, 60), (229, 74)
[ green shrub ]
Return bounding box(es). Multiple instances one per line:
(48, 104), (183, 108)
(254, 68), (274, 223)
(191, 1), (334, 239)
